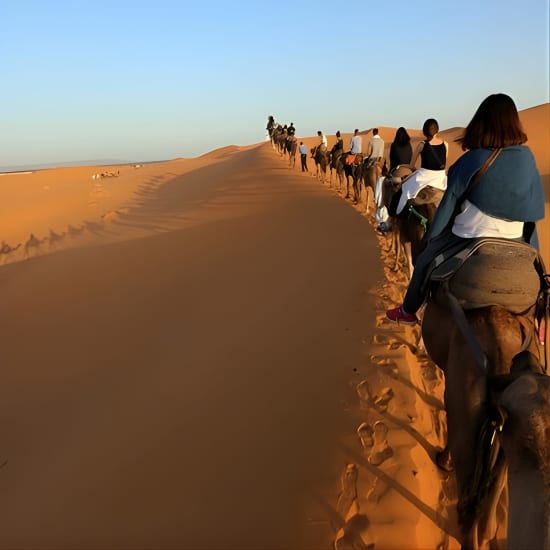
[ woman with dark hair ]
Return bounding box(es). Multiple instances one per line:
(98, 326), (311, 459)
(386, 93), (544, 324)
(389, 127), (412, 170)
(394, 118), (449, 215)
(330, 130), (344, 155)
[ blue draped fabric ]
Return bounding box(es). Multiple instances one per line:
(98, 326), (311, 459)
(426, 145), (544, 248)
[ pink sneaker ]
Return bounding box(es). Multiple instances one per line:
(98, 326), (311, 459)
(386, 306), (418, 325)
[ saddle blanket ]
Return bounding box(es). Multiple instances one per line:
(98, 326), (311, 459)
(396, 168), (447, 214)
(433, 240), (540, 313)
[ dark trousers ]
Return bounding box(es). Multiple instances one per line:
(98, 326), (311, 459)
(300, 154), (308, 172)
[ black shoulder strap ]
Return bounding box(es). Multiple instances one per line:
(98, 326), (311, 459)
(466, 148), (502, 195)
(453, 148), (502, 218)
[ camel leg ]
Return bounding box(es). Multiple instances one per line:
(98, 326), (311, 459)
(364, 185), (373, 215)
(392, 231), (401, 272)
(403, 241), (413, 279)
(353, 180), (359, 203)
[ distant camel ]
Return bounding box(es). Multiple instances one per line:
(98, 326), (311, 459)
(329, 150), (345, 191)
(286, 135), (298, 168)
(362, 158), (386, 214)
(24, 233), (47, 258)
(0, 241), (21, 255)
(310, 145), (329, 184)
(272, 126), (287, 156)
(48, 229), (66, 247)
(342, 153), (364, 203)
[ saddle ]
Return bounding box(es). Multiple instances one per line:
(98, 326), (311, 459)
(345, 153), (356, 165)
(429, 238), (543, 314)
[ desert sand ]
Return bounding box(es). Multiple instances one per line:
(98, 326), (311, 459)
(0, 104), (547, 549)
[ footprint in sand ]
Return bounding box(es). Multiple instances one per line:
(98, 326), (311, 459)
(375, 387), (394, 409)
(368, 421), (394, 466)
(379, 362), (400, 382)
(374, 333), (419, 354)
(356, 381), (394, 412)
(334, 514), (373, 550)
(369, 354), (396, 366)
(357, 422), (374, 450)
(336, 463), (359, 519)
(388, 340), (405, 351)
(334, 464), (375, 549)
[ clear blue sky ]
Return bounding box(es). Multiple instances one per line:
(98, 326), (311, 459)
(1, 0), (549, 167)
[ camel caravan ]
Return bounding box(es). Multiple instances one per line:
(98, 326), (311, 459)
(267, 103), (550, 549)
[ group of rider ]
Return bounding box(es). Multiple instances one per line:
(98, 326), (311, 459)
(267, 95), (545, 331)
(385, 94), (544, 325)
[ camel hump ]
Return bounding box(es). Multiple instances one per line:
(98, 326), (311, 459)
(432, 238), (540, 313)
(412, 185), (444, 207)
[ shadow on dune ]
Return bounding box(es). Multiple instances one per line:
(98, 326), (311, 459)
(341, 442), (460, 540)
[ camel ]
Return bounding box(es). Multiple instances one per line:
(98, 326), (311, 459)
(379, 166), (443, 278)
(329, 150), (345, 191)
(311, 145), (329, 184)
(341, 153), (364, 203)
(397, 190), (442, 278)
(271, 125), (287, 155)
(363, 158), (386, 215)
(286, 135), (298, 168)
(422, 239), (549, 548)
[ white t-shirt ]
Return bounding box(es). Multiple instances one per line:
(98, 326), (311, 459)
(452, 199), (524, 239)
(350, 135), (362, 154)
(369, 135), (384, 159)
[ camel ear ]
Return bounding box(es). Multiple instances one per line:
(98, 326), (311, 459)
(489, 351), (544, 394)
(510, 350), (544, 375)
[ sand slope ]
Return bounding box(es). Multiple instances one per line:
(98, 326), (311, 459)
(0, 144), (390, 548)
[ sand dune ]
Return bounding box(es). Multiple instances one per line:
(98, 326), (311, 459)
(0, 104), (547, 548)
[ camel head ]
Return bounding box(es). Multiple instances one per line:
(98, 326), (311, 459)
(488, 350), (550, 549)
